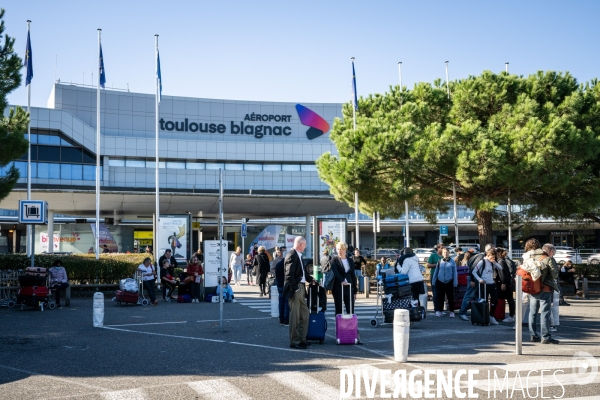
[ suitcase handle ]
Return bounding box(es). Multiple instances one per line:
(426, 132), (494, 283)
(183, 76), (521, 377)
(309, 284), (319, 312)
(341, 283), (353, 316)
(478, 281), (487, 299)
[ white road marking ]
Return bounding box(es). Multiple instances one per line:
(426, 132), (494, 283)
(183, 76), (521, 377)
(188, 379), (252, 399)
(104, 321), (187, 327)
(267, 371), (341, 400)
(101, 389), (147, 400)
(195, 317), (271, 323)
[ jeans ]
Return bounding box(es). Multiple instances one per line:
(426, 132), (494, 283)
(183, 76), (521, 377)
(435, 279), (455, 313)
(246, 266), (254, 284)
(277, 286), (290, 323)
(459, 276), (477, 315)
(529, 291), (553, 340)
(189, 281), (201, 300)
(233, 266), (242, 283)
(142, 280), (156, 303)
(51, 282), (69, 305)
(161, 279), (177, 299)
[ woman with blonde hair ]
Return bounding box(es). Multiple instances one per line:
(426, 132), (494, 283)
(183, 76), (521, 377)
(330, 241), (358, 316)
(253, 246), (271, 297)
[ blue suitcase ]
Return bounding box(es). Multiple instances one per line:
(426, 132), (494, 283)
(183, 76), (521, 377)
(384, 273), (409, 283)
(306, 286), (327, 343)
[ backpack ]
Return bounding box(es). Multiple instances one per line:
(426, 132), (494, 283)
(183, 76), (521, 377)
(321, 256), (332, 273)
(518, 255), (547, 294)
(505, 258), (517, 278)
(468, 253), (485, 280)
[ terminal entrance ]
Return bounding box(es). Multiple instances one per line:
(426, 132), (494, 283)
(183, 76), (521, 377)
(551, 231), (574, 247)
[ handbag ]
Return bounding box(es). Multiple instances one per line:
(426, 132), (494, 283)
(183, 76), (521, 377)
(184, 276), (194, 284)
(323, 270), (335, 290)
(252, 266), (258, 276)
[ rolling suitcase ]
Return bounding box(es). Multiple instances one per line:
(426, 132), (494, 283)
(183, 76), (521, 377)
(114, 290), (141, 305)
(494, 298), (506, 321)
(408, 306), (426, 322)
(457, 266), (469, 286)
(18, 286), (49, 297)
(384, 284), (412, 298)
(306, 285), (327, 344)
(335, 284), (359, 345)
(384, 274), (409, 284)
(471, 284), (490, 326)
(383, 309), (394, 323)
(19, 275), (47, 286)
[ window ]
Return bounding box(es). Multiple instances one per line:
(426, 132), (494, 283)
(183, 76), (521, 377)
(126, 160), (146, 168)
(206, 163), (224, 170)
(301, 164), (317, 172)
(282, 164), (301, 172)
(61, 147), (83, 163)
(37, 135), (61, 146)
(166, 162), (186, 169)
(48, 163), (60, 179)
(244, 164), (262, 171)
(146, 161), (166, 169)
(60, 138), (73, 147)
(186, 162), (205, 170)
(71, 164), (83, 180)
(225, 163), (243, 171)
(14, 161), (28, 178)
(83, 165), (96, 180)
(82, 149), (96, 164)
(109, 159), (126, 167)
(263, 164), (281, 171)
(37, 146), (61, 162)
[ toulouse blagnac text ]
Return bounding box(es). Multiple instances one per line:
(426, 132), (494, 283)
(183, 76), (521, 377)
(159, 117), (292, 139)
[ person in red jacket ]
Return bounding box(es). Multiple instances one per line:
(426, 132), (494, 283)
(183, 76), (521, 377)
(187, 256), (204, 303)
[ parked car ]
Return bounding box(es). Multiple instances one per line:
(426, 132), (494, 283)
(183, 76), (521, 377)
(450, 243), (480, 253)
(587, 253), (600, 265)
(414, 248), (435, 264)
(367, 249), (401, 262)
(552, 246), (582, 264)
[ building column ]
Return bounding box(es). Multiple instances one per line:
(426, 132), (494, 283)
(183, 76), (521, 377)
(48, 210), (54, 254)
(306, 214), (312, 259)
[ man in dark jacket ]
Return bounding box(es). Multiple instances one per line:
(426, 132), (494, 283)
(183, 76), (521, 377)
(275, 246), (290, 325)
(283, 237), (314, 349)
(158, 249), (178, 300)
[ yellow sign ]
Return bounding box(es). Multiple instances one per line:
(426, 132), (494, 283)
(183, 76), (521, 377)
(134, 231), (153, 239)
(192, 222), (201, 229)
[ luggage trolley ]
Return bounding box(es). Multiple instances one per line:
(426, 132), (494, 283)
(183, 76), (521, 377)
(370, 273), (423, 327)
(0, 270), (19, 308)
(17, 270), (56, 311)
(370, 280), (395, 327)
(113, 270), (149, 306)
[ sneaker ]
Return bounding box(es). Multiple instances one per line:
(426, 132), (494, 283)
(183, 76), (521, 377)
(435, 311), (442, 317)
(232, 299), (237, 303)
(490, 317), (499, 325)
(459, 314), (469, 321)
(502, 317), (515, 323)
(530, 336), (541, 342)
(449, 312), (455, 318)
(549, 326), (557, 332)
(259, 293), (263, 297)
(542, 338), (560, 344)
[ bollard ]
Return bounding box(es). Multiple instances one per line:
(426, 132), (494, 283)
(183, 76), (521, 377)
(393, 309), (410, 362)
(364, 276), (370, 298)
(93, 292), (104, 328)
(270, 287), (279, 318)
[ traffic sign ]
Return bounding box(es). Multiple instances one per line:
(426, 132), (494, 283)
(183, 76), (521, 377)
(440, 225), (448, 235)
(18, 200), (48, 224)
(241, 223), (248, 238)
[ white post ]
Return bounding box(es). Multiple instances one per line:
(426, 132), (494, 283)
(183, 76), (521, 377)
(505, 62), (509, 73)
(155, 34), (160, 263)
(445, 61), (451, 99)
(354, 192), (360, 251)
(393, 309), (410, 362)
(95, 29), (101, 260)
(515, 274), (522, 355)
(305, 214), (311, 258)
(93, 292), (104, 327)
(26, 20), (32, 264)
(399, 61), (410, 248)
(453, 181), (459, 245)
(48, 210), (54, 254)
(219, 168), (224, 332)
(508, 190), (513, 259)
(373, 212), (377, 260)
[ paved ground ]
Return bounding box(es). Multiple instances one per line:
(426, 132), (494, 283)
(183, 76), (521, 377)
(1, 277), (599, 399)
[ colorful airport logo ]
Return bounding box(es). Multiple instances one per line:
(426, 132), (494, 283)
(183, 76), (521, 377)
(295, 104), (330, 140)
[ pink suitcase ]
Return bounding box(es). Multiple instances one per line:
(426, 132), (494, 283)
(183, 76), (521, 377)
(335, 284), (359, 345)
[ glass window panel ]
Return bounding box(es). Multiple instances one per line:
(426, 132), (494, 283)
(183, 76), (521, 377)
(186, 162), (205, 170)
(37, 135), (61, 146)
(71, 164), (82, 180)
(37, 162), (50, 178)
(126, 160), (146, 168)
(60, 164), (72, 180)
(60, 138), (73, 146)
(61, 147), (83, 163)
(48, 163), (60, 179)
(263, 164), (281, 171)
(282, 164), (300, 172)
(83, 165), (96, 180)
(206, 163), (224, 170)
(166, 162), (186, 169)
(82, 149), (96, 164)
(109, 159), (125, 167)
(18, 151), (28, 160)
(300, 164), (317, 172)
(37, 146), (61, 162)
(14, 161), (27, 178)
(146, 161), (166, 169)
(225, 163), (243, 171)
(244, 163), (262, 171)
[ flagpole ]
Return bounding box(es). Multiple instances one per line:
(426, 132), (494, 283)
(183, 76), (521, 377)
(26, 20), (32, 262)
(351, 57), (359, 251)
(399, 62), (410, 248)
(445, 61), (459, 246)
(506, 62), (513, 258)
(95, 29), (101, 260)
(155, 34), (160, 263)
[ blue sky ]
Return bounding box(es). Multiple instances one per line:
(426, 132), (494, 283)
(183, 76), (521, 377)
(5, 1), (600, 108)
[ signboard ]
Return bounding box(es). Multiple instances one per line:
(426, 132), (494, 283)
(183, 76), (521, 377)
(18, 200), (48, 224)
(204, 240), (228, 287)
(440, 225), (448, 236)
(317, 218), (347, 257)
(157, 215), (190, 262)
(241, 223), (248, 238)
(90, 224), (119, 252)
(40, 232), (60, 252)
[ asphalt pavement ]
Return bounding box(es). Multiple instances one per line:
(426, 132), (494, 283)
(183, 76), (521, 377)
(1, 278), (599, 399)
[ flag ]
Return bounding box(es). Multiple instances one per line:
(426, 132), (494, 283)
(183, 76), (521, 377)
(24, 29), (33, 85)
(351, 59), (358, 112)
(156, 49), (162, 103)
(99, 44), (106, 88)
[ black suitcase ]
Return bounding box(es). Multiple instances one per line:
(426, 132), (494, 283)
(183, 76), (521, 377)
(383, 309), (395, 323)
(471, 284), (490, 326)
(408, 306), (426, 322)
(178, 283), (191, 295)
(384, 285), (412, 298)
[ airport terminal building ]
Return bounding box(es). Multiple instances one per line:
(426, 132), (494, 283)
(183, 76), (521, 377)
(1, 83), (599, 256)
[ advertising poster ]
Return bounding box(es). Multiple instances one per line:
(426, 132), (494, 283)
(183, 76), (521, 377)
(40, 232), (60, 252)
(204, 240), (228, 287)
(158, 215), (189, 262)
(250, 225), (281, 252)
(90, 223), (119, 252)
(318, 219), (347, 257)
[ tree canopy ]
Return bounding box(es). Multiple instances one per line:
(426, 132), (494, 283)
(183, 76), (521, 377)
(316, 70), (600, 246)
(0, 8), (29, 202)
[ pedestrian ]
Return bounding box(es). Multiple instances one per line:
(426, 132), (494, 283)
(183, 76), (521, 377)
(283, 236), (314, 349)
(542, 243), (561, 333)
(187, 255), (203, 303)
(216, 276), (236, 302)
(329, 241), (358, 316)
(271, 248), (283, 276)
(229, 247), (244, 286)
(49, 259), (69, 309)
(375, 256), (391, 280)
(138, 257), (158, 305)
(472, 248), (504, 325)
(495, 247), (516, 322)
(253, 246), (271, 297)
(522, 239), (559, 344)
(454, 246), (465, 265)
(87, 247), (94, 254)
(396, 247), (425, 305)
(158, 249), (178, 300)
(244, 254), (254, 285)
(159, 259), (177, 301)
(353, 249), (367, 293)
(194, 248), (204, 264)
(432, 247), (458, 317)
(559, 260), (578, 303)
(458, 244), (494, 321)
(426, 243), (444, 305)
